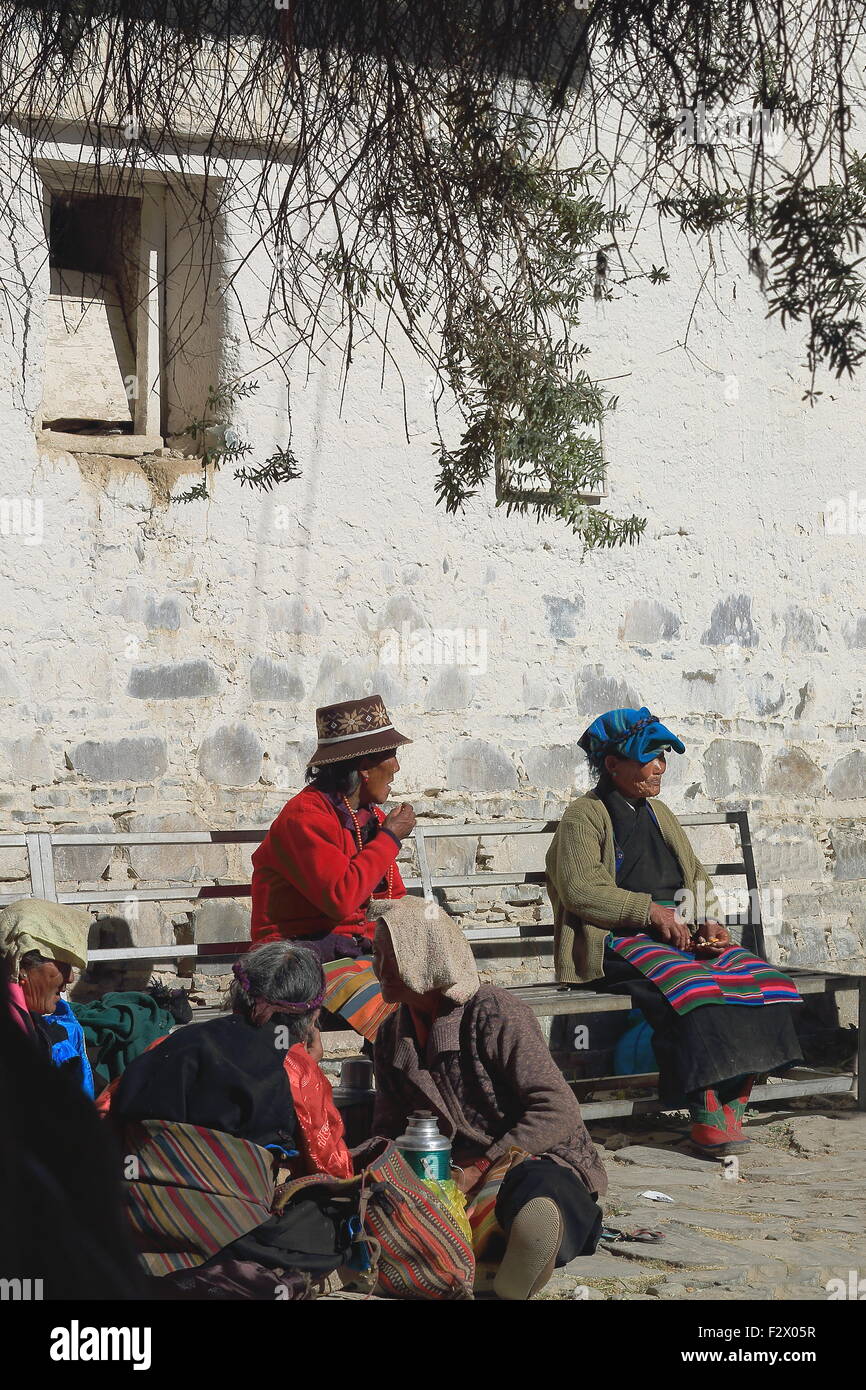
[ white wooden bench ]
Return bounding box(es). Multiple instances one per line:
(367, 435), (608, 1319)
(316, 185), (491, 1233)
(4, 812), (863, 1118)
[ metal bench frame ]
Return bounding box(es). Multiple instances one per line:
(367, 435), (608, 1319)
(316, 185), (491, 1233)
(3, 813), (863, 1117)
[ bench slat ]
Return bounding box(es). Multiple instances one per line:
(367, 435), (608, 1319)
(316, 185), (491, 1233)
(37, 811), (748, 850)
(50, 832), (266, 846)
(57, 886), (253, 905)
(59, 862), (751, 913)
(578, 1072), (855, 1119)
(18, 811), (862, 1115)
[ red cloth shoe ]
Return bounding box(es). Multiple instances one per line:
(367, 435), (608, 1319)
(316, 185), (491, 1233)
(689, 1121), (751, 1158)
(689, 1086), (752, 1158)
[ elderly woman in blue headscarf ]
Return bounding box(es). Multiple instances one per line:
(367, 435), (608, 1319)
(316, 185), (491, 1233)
(546, 708), (802, 1158)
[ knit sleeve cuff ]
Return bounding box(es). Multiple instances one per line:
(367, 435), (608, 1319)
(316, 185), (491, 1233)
(618, 891), (653, 930)
(483, 1140), (507, 1164)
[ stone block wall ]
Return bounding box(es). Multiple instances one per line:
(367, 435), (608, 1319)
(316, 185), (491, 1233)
(0, 135), (864, 1002)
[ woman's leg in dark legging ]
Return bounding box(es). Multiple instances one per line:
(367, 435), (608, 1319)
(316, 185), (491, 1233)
(495, 1157), (602, 1266)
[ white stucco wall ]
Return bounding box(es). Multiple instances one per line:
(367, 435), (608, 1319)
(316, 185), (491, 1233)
(0, 125), (864, 990)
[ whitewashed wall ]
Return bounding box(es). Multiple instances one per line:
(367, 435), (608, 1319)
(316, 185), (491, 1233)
(0, 129), (864, 989)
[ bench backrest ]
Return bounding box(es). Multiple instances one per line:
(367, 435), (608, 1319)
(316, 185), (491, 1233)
(0, 810), (766, 966)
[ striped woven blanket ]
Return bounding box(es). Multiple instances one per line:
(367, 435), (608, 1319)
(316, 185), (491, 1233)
(122, 1119), (275, 1275)
(609, 934), (801, 1016)
(322, 956), (397, 1041)
(467, 1148), (527, 1267)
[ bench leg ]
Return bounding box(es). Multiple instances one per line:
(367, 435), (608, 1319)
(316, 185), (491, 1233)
(858, 981), (866, 1112)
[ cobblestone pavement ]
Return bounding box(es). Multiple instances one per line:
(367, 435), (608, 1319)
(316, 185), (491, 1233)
(320, 1037), (864, 1302)
(544, 1098), (866, 1302)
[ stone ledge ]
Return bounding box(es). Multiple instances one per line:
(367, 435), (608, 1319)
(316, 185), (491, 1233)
(37, 430), (164, 456)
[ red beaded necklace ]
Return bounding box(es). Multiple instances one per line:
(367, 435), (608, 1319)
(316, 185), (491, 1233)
(342, 795), (394, 899)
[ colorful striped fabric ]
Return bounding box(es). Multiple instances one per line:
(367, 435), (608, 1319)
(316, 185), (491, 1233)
(609, 934), (802, 1016)
(467, 1148), (527, 1272)
(275, 1138), (475, 1300)
(361, 1142), (475, 1299)
(322, 956), (397, 1041)
(121, 1119), (275, 1275)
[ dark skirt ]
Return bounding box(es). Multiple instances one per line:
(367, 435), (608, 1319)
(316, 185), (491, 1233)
(602, 946), (803, 1104)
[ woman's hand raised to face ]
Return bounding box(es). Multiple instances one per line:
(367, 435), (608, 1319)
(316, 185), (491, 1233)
(305, 1012), (324, 1064)
(382, 802), (416, 841)
(647, 903), (692, 951)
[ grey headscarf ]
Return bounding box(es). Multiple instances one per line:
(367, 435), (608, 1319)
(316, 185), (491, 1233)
(374, 896), (480, 1004)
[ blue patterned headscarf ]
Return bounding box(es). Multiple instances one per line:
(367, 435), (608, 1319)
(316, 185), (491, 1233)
(578, 707), (685, 771)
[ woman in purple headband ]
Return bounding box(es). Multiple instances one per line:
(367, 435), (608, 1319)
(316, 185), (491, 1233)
(547, 707), (802, 1159)
(111, 941), (353, 1294)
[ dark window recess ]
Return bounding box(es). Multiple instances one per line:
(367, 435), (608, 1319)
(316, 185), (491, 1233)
(42, 193), (142, 434)
(50, 196), (114, 273)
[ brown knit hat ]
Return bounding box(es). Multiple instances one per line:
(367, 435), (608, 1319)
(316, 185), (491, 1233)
(306, 694), (412, 768)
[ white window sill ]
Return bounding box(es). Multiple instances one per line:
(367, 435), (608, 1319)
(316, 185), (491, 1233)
(36, 430), (164, 457)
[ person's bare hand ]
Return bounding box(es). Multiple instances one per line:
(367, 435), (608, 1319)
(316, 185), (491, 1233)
(306, 1024), (324, 1065)
(693, 922), (731, 958)
(382, 802), (416, 841)
(648, 903), (692, 951)
(453, 1163), (485, 1197)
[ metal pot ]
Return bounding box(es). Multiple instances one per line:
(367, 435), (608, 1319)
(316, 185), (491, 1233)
(339, 1057), (374, 1091)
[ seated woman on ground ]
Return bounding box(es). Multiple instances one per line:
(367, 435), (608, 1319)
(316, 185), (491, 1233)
(370, 896), (606, 1301)
(1, 898), (94, 1095)
(111, 942), (353, 1291)
(546, 706), (802, 1159)
(251, 694), (416, 1044)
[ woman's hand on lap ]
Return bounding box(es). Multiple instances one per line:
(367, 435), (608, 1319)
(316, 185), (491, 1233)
(692, 922), (731, 957)
(453, 1163), (485, 1197)
(647, 904), (692, 951)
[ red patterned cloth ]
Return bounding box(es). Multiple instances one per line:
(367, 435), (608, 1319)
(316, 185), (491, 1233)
(467, 1148), (528, 1262)
(122, 1119), (275, 1275)
(283, 1043), (353, 1179)
(251, 786), (405, 944)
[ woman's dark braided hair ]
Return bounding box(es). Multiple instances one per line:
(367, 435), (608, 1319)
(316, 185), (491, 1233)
(306, 748), (397, 795)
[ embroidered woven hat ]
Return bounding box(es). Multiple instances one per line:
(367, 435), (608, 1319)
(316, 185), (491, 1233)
(307, 694), (412, 767)
(578, 706), (685, 768)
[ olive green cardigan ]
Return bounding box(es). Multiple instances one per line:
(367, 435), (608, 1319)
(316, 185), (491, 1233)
(545, 791), (723, 986)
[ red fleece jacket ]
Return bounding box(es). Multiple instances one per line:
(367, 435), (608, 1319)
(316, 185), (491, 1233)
(251, 785), (405, 944)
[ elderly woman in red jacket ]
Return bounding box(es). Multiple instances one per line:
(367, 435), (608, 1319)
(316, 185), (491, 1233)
(251, 694), (416, 1041)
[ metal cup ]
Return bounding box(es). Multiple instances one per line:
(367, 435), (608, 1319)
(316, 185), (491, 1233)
(339, 1057), (374, 1090)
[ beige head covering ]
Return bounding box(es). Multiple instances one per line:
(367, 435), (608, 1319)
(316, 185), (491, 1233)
(0, 898), (91, 977)
(374, 896), (480, 1004)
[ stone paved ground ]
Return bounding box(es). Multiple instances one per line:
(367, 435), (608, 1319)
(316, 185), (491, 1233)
(543, 1096), (866, 1302)
(321, 1036), (865, 1302)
